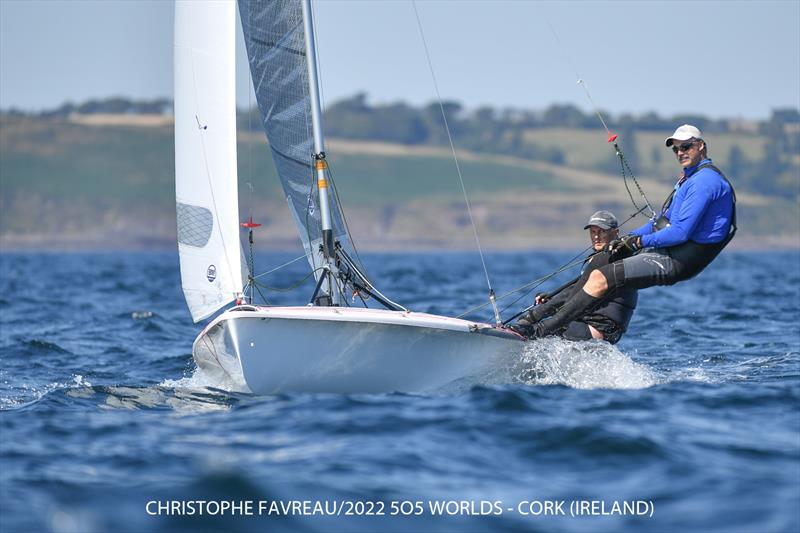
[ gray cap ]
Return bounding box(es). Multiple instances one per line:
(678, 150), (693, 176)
(584, 210), (618, 230)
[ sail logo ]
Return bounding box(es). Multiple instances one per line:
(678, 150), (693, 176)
(307, 194), (316, 216)
(206, 265), (217, 282)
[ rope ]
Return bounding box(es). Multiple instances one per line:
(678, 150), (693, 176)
(456, 207), (646, 321)
(338, 247), (408, 312)
(456, 250), (593, 320)
(327, 162), (370, 282)
(615, 142), (657, 219)
(576, 77), (656, 219)
(411, 0), (496, 307)
(247, 227), (256, 302)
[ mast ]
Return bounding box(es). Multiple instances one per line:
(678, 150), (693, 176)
(301, 0), (340, 305)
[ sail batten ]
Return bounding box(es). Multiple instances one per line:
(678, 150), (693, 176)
(174, 0), (243, 322)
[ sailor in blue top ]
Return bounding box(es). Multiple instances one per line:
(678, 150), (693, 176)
(521, 124), (736, 340)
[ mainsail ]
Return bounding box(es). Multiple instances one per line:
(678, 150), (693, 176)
(238, 0), (353, 276)
(174, 0), (243, 322)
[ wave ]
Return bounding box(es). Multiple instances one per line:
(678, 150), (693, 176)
(0, 372), (234, 415)
(18, 338), (73, 356)
(0, 374), (91, 410)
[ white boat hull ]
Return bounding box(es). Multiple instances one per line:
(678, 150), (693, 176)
(192, 306), (523, 394)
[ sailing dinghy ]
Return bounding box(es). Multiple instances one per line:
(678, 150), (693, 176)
(174, 0), (522, 394)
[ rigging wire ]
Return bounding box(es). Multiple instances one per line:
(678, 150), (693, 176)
(240, 6), (260, 304)
(252, 253), (311, 280)
(497, 246), (593, 316)
(544, 18), (657, 220)
(252, 267), (326, 293)
(456, 250), (592, 320)
(456, 206), (646, 321)
(247, 56), (255, 224)
(544, 18), (611, 141)
(411, 0), (499, 320)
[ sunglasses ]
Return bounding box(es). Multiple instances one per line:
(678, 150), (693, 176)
(672, 141), (696, 154)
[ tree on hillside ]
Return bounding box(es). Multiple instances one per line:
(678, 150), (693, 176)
(727, 145), (748, 180)
(422, 101), (463, 145)
(371, 102), (427, 144)
(542, 104), (587, 128)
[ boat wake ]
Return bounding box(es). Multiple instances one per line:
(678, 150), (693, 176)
(161, 365), (249, 396)
(466, 337), (659, 390)
(515, 338), (658, 389)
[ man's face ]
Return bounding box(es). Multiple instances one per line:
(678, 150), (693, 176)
(672, 139), (705, 169)
(589, 226), (618, 251)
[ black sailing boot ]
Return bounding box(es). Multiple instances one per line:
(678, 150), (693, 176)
(510, 304), (552, 336)
(527, 290), (602, 339)
(526, 300), (556, 323)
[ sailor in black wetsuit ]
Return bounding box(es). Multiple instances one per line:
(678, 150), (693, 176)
(513, 211), (638, 344)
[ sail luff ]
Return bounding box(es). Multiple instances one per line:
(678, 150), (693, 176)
(174, 0), (243, 322)
(237, 0), (353, 294)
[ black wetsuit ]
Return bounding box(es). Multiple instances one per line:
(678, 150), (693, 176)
(534, 248), (638, 344)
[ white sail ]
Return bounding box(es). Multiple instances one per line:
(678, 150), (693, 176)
(174, 0), (243, 322)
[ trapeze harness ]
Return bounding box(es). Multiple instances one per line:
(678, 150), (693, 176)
(600, 163), (737, 290)
(655, 163), (737, 281)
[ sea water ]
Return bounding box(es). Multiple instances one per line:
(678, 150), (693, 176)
(1, 250), (798, 532)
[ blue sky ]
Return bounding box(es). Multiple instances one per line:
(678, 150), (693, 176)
(1, 0), (798, 119)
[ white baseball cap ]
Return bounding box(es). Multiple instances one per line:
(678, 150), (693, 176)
(665, 124), (703, 146)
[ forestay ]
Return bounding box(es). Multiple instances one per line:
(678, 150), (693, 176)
(238, 0), (353, 277)
(174, 0), (244, 322)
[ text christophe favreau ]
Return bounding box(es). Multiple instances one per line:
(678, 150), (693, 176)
(145, 499), (655, 519)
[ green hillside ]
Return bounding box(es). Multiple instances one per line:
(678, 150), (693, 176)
(1, 113), (797, 250)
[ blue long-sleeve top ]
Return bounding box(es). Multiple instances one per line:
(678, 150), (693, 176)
(631, 158), (734, 248)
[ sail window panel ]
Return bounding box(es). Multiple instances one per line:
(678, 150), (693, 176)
(177, 202), (214, 248)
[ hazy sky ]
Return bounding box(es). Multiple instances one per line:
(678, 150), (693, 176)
(1, 0), (798, 119)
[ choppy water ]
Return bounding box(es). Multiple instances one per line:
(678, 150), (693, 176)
(1, 250), (798, 532)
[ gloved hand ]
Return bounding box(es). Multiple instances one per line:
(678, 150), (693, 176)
(610, 234), (642, 253)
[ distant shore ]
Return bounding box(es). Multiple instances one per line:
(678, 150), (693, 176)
(2, 232), (797, 253)
(3, 111), (797, 256)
